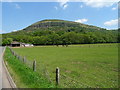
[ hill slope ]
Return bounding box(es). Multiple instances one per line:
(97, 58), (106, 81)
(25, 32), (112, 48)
(23, 19), (106, 32)
(2, 19), (118, 46)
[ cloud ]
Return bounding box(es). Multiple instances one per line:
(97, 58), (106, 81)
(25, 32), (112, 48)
(80, 5), (83, 8)
(112, 6), (117, 10)
(83, 0), (116, 8)
(54, 6), (58, 10)
(57, 0), (69, 9)
(75, 18), (88, 23)
(12, 30), (17, 32)
(63, 4), (68, 9)
(104, 19), (118, 26)
(112, 7), (117, 10)
(15, 4), (21, 9)
(58, 0), (69, 6)
(57, 0), (118, 9)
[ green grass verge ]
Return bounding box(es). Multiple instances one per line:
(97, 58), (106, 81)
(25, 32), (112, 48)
(4, 47), (55, 88)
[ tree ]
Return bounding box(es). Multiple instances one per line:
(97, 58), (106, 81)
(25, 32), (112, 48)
(49, 34), (60, 46)
(2, 38), (13, 46)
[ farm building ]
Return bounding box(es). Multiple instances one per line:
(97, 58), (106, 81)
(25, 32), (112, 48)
(21, 43), (34, 47)
(11, 41), (34, 47)
(11, 41), (22, 47)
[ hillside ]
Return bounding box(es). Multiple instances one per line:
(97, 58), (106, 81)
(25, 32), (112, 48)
(23, 19), (105, 32)
(2, 19), (119, 46)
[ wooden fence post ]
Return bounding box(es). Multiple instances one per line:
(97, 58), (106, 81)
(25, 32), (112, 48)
(18, 55), (20, 60)
(14, 53), (16, 57)
(16, 55), (18, 59)
(13, 51), (15, 55)
(14, 52), (16, 57)
(11, 50), (13, 54)
(33, 60), (36, 72)
(56, 67), (60, 85)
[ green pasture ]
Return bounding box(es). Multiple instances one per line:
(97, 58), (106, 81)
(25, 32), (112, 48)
(12, 43), (118, 88)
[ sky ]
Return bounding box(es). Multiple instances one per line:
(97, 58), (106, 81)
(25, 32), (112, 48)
(1, 1), (118, 33)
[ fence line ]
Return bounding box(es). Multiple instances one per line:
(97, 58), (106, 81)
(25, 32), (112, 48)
(8, 45), (118, 88)
(8, 47), (54, 84)
(9, 46), (65, 86)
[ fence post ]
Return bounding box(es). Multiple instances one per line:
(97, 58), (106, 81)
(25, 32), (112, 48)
(33, 60), (36, 72)
(18, 55), (20, 60)
(14, 52), (16, 57)
(11, 50), (13, 54)
(20, 56), (22, 61)
(16, 54), (19, 59)
(12, 51), (14, 55)
(56, 67), (60, 85)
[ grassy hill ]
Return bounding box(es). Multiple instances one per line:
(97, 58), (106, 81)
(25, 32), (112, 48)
(23, 19), (105, 32)
(2, 19), (119, 46)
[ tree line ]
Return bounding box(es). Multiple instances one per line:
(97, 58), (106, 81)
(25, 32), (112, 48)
(2, 29), (119, 46)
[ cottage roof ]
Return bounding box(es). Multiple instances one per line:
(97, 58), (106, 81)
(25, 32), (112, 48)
(11, 41), (21, 44)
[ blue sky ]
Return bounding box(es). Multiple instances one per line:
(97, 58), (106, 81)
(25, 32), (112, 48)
(1, 1), (118, 33)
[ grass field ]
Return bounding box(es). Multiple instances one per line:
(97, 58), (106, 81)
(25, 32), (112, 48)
(4, 47), (55, 88)
(12, 43), (118, 88)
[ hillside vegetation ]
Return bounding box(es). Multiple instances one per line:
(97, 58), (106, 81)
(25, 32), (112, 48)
(2, 19), (119, 46)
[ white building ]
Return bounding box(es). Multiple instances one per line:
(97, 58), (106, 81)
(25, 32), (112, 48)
(21, 43), (34, 47)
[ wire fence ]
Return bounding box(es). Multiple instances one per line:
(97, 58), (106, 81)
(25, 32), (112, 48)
(9, 47), (54, 84)
(8, 44), (118, 88)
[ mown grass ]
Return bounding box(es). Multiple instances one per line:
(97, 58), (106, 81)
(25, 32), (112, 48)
(4, 47), (55, 88)
(12, 43), (118, 88)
